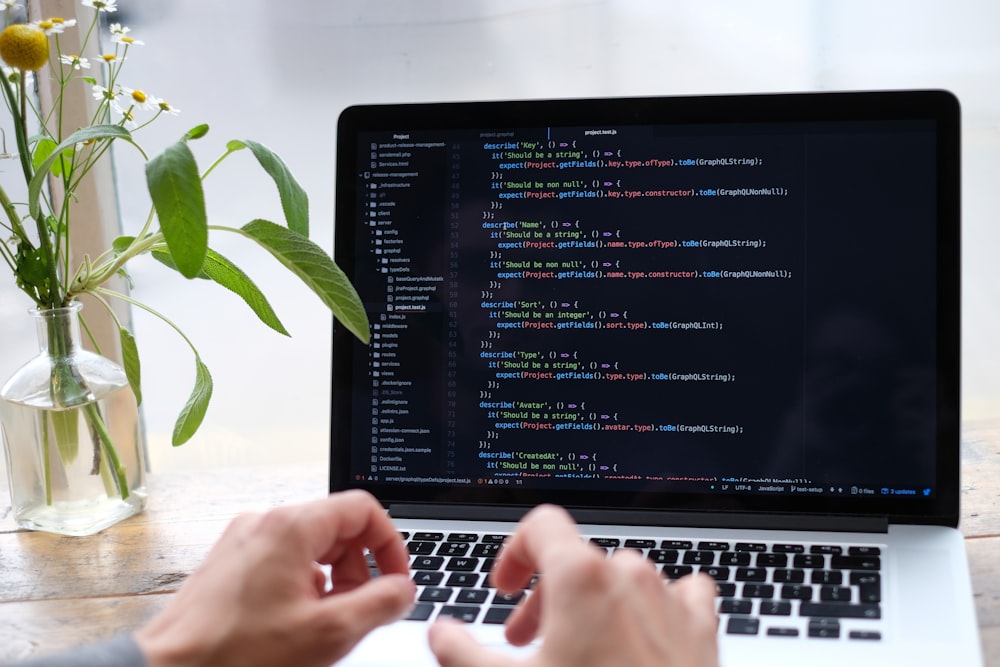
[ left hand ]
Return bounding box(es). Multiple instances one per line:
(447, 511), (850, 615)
(135, 489), (414, 667)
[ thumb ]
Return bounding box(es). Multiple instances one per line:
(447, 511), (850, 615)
(321, 573), (416, 640)
(428, 618), (512, 667)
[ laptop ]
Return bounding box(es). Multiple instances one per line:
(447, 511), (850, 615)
(330, 89), (982, 666)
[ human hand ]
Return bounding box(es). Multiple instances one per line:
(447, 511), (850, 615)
(428, 504), (719, 667)
(135, 489), (415, 667)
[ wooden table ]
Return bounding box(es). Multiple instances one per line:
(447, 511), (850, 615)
(1, 420), (998, 665)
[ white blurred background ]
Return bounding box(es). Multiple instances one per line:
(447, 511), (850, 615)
(2, 0), (999, 473)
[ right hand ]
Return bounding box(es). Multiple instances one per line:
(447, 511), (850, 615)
(428, 504), (719, 667)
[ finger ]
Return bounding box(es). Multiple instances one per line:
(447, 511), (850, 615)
(296, 490), (409, 577)
(492, 504), (582, 592)
(501, 579), (544, 647)
(328, 543), (375, 592)
(317, 573), (416, 645)
(428, 618), (513, 667)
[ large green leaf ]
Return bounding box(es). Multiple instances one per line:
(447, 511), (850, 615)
(28, 124), (134, 219)
(119, 327), (142, 406)
(146, 140), (207, 279)
(241, 219), (370, 344)
(201, 248), (289, 335)
(230, 140), (309, 237)
(172, 357), (213, 446)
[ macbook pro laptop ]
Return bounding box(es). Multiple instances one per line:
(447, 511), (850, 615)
(330, 89), (982, 666)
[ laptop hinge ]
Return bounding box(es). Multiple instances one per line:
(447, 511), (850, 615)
(389, 504), (890, 534)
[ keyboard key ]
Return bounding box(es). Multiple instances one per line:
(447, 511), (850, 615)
(793, 554), (825, 569)
(413, 571), (445, 586)
(820, 585), (853, 603)
(810, 545), (843, 555)
(437, 542), (470, 557)
(700, 566), (730, 581)
(405, 603), (434, 621)
(419, 587), (453, 603)
(661, 565), (694, 579)
(698, 541), (730, 551)
(716, 583), (737, 598)
(735, 542), (767, 552)
(492, 591), (526, 606)
(756, 553), (788, 568)
(446, 572), (480, 587)
(482, 534), (507, 544)
(447, 533), (479, 542)
(735, 568), (767, 582)
(483, 606), (513, 624)
(408, 542), (436, 555)
(848, 546), (881, 556)
(414, 532), (444, 542)
(772, 569), (805, 584)
(471, 543), (501, 558)
(446, 557), (479, 571)
(849, 630), (882, 641)
(858, 582), (882, 603)
(624, 539), (656, 549)
(831, 555), (881, 571)
(590, 537), (621, 548)
(413, 556), (445, 570)
(719, 599), (753, 615)
(773, 544), (805, 553)
(811, 570), (843, 585)
(719, 552), (751, 566)
(767, 627), (799, 637)
(799, 602), (881, 619)
(726, 617), (760, 635)
(759, 600), (792, 616)
(683, 551), (715, 565)
(780, 584), (813, 601)
(438, 606), (480, 623)
(455, 589), (490, 604)
(808, 618), (841, 638)
(661, 540), (693, 550)
(741, 584), (775, 599)
(647, 549), (679, 564)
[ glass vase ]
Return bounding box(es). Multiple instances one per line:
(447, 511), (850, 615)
(0, 302), (146, 535)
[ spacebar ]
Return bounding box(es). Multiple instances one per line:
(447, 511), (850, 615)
(799, 602), (881, 619)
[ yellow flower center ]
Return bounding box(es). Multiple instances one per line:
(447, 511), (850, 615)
(0, 24), (49, 71)
(130, 89), (146, 103)
(102, 53), (116, 62)
(121, 36), (134, 44)
(38, 20), (54, 30)
(51, 18), (67, 24)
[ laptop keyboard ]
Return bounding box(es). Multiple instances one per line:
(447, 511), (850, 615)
(379, 531), (885, 641)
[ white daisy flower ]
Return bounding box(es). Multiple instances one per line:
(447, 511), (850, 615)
(111, 102), (137, 128)
(35, 17), (78, 34)
(92, 84), (117, 102)
(81, 0), (117, 12)
(60, 54), (91, 70)
(121, 86), (156, 111)
(147, 96), (180, 116)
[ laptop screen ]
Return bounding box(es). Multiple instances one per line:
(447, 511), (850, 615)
(331, 91), (960, 525)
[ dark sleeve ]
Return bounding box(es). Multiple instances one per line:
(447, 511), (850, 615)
(6, 635), (147, 667)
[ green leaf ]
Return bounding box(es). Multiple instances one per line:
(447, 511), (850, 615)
(119, 327), (142, 406)
(112, 236), (135, 254)
(241, 219), (370, 344)
(201, 248), (289, 335)
(28, 124), (134, 219)
(150, 247), (210, 279)
(32, 138), (63, 177)
(146, 140), (207, 279)
(232, 139), (309, 237)
(172, 357), (213, 446)
(184, 124), (209, 140)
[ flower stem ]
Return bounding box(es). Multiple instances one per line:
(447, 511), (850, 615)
(84, 402), (130, 500)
